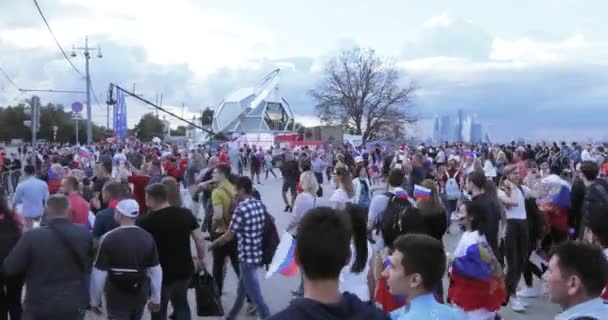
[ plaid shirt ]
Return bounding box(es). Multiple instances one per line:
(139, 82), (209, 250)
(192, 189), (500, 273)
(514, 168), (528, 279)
(229, 197), (266, 265)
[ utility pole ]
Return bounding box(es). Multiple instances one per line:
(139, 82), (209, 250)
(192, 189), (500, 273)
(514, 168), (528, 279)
(31, 96), (39, 171)
(106, 83), (115, 130)
(71, 36), (102, 145)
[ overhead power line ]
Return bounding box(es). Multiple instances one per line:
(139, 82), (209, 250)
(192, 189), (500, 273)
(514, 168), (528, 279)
(19, 88), (86, 94)
(32, 0), (83, 77)
(0, 63), (20, 90)
(90, 85), (104, 109)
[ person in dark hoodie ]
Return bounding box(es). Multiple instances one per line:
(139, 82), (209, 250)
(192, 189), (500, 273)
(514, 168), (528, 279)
(269, 207), (390, 320)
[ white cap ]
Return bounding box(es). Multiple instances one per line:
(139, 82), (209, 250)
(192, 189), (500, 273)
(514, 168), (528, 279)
(115, 199), (140, 218)
(355, 156), (364, 163)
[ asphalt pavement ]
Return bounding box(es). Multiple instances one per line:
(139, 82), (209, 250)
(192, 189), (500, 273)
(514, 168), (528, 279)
(75, 172), (560, 320)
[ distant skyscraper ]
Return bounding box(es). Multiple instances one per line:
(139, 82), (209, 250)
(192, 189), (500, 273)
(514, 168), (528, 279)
(471, 123), (483, 143)
(433, 116), (441, 142)
(440, 115), (451, 142)
(462, 115), (472, 143)
(455, 109), (464, 142)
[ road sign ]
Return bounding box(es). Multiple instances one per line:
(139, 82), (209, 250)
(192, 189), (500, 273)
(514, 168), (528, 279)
(72, 112), (83, 120)
(71, 101), (83, 113)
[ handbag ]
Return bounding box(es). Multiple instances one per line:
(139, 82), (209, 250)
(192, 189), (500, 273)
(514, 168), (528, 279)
(194, 269), (224, 317)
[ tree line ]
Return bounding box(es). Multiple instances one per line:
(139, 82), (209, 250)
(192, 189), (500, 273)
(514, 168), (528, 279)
(0, 98), (106, 143)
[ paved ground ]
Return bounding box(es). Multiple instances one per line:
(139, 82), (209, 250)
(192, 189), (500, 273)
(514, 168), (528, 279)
(74, 172), (559, 319)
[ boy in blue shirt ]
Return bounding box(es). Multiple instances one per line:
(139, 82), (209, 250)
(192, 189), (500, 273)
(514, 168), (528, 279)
(383, 234), (465, 320)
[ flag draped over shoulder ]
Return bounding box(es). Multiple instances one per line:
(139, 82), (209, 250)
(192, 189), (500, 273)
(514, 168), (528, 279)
(413, 185), (431, 200)
(538, 175), (571, 209)
(448, 231), (506, 312)
(537, 174), (571, 232)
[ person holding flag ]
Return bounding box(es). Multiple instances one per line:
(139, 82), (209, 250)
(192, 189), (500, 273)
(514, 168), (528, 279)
(449, 201), (506, 320)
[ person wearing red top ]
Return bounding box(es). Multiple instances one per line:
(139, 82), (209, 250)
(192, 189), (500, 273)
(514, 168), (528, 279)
(60, 176), (90, 225)
(179, 155), (188, 173)
(219, 145), (229, 164)
(128, 163), (151, 212)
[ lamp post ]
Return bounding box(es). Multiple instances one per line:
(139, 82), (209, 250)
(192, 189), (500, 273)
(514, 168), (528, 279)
(71, 36), (102, 145)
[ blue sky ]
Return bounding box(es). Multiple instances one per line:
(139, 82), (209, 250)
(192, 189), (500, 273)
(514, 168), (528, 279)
(0, 0), (607, 141)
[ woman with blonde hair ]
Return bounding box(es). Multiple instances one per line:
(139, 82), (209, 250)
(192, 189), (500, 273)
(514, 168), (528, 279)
(330, 168), (355, 210)
(286, 171), (319, 235)
(161, 176), (182, 208)
(417, 179), (447, 241)
(286, 171), (319, 297)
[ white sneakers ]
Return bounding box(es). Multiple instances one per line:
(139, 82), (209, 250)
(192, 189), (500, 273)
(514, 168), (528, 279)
(510, 296), (527, 313)
(517, 286), (541, 298)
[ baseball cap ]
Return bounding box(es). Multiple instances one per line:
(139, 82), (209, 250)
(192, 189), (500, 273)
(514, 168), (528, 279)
(115, 199), (140, 218)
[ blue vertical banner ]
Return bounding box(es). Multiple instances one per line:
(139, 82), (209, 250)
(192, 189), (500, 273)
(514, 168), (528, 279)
(113, 88), (128, 140)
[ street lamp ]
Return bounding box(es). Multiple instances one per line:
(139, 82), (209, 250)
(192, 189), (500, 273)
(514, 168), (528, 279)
(71, 36), (102, 145)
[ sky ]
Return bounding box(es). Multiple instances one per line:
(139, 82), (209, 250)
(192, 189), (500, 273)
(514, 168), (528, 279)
(1, 0), (607, 141)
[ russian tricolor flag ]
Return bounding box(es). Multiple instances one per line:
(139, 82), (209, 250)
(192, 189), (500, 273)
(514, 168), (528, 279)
(413, 185), (431, 200)
(78, 146), (91, 158)
(539, 175), (571, 209)
(266, 232), (298, 279)
(86, 211), (95, 231)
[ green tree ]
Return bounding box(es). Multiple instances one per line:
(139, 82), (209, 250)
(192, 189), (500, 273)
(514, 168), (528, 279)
(133, 113), (164, 141)
(309, 48), (417, 141)
(171, 126), (186, 136)
(0, 96), (106, 143)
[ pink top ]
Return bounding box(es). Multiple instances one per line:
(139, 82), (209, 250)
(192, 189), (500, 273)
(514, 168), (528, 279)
(68, 192), (90, 226)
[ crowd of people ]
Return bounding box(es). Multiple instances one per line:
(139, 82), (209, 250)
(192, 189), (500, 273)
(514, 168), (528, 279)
(0, 139), (606, 320)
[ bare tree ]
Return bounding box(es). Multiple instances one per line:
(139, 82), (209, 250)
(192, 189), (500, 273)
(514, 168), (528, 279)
(309, 48), (416, 141)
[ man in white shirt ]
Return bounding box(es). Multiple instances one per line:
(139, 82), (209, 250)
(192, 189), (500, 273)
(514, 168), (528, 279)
(580, 145), (593, 162)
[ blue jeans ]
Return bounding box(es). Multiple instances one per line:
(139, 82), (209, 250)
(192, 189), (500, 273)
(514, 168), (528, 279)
(151, 277), (191, 320)
(226, 262), (270, 320)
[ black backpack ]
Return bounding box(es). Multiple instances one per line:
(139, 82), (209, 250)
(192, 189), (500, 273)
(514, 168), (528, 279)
(379, 192), (425, 247)
(261, 208), (280, 270)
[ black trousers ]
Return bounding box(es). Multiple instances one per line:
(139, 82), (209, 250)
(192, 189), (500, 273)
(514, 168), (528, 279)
(0, 273), (23, 320)
(523, 227), (567, 286)
(314, 172), (324, 197)
(505, 219), (529, 296)
(212, 236), (240, 294)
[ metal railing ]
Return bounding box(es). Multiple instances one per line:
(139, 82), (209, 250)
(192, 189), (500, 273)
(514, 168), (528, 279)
(1, 170), (22, 195)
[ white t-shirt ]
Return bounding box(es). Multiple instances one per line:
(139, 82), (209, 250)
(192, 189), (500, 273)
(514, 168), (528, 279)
(330, 188), (354, 209)
(113, 153), (127, 164)
(581, 150), (592, 162)
(483, 160), (497, 178)
(339, 241), (374, 302)
(498, 186), (529, 220)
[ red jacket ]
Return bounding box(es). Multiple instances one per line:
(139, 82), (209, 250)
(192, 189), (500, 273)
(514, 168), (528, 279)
(128, 175), (150, 211)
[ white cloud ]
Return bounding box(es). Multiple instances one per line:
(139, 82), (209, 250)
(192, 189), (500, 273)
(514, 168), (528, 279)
(423, 12), (454, 29)
(1, 0), (276, 78)
(489, 34), (608, 64)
